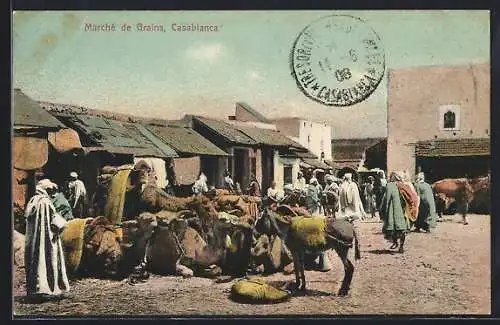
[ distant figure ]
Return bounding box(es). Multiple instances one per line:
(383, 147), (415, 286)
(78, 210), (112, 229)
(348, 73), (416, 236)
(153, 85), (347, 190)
(245, 173), (262, 197)
(413, 172), (437, 233)
(164, 179), (175, 196)
(235, 182), (243, 195)
(305, 178), (321, 215)
(223, 170), (235, 193)
(66, 172), (87, 218)
(363, 176), (377, 218)
(375, 170), (387, 212)
(293, 171), (307, 193)
(266, 181), (281, 203)
(402, 170), (420, 229)
(380, 172), (411, 253)
(281, 183), (302, 207)
(25, 179), (70, 301)
(51, 186), (74, 221)
(192, 172), (209, 196)
(339, 173), (366, 221)
(322, 174), (340, 217)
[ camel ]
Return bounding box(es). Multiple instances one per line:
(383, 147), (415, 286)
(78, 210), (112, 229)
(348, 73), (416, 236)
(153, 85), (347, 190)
(256, 208), (361, 296)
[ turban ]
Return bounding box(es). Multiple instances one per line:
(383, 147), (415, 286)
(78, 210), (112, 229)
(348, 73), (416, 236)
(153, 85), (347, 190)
(37, 179), (58, 190)
(309, 177), (318, 184)
(70, 171), (78, 178)
(389, 171), (403, 182)
(344, 173), (352, 181)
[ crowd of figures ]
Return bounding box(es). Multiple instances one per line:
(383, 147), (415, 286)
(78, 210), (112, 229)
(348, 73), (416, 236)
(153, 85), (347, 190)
(20, 162), (476, 303)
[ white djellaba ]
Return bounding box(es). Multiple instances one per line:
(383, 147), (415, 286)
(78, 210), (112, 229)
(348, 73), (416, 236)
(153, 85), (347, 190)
(24, 180), (70, 299)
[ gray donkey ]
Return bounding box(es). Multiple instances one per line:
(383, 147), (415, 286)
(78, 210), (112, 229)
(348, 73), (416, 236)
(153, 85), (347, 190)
(256, 208), (361, 296)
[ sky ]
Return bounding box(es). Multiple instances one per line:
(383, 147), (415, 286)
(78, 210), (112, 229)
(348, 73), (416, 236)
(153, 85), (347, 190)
(12, 10), (489, 138)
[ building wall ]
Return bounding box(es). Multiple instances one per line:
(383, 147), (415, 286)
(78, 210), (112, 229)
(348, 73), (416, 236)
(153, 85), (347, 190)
(273, 118), (301, 138)
(274, 118), (332, 161)
(387, 63), (490, 176)
(273, 150), (300, 191)
(298, 119), (332, 161)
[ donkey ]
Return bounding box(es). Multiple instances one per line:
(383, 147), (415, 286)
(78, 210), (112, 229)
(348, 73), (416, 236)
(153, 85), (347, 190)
(256, 208), (361, 296)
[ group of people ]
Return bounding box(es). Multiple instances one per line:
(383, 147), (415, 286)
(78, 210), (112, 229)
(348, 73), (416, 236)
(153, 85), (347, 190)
(23, 172), (87, 301)
(379, 171), (440, 252)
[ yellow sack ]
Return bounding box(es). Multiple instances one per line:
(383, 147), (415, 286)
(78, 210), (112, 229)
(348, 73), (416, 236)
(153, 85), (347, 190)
(231, 277), (290, 304)
(104, 168), (132, 224)
(61, 217), (93, 273)
(290, 216), (327, 250)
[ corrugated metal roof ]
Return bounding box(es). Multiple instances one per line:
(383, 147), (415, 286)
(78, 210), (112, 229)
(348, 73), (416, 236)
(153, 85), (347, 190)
(415, 138), (490, 157)
(236, 102), (271, 123)
(53, 114), (178, 158)
(13, 89), (65, 129)
(146, 124), (229, 156)
(193, 116), (257, 145)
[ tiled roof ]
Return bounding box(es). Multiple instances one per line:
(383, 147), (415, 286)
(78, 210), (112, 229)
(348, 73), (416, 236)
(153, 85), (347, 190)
(300, 158), (331, 170)
(236, 102), (271, 123)
(192, 116), (258, 145)
(13, 89), (65, 129)
(235, 125), (308, 151)
(332, 138), (385, 161)
(415, 138), (490, 157)
(52, 114), (178, 158)
(146, 124), (229, 156)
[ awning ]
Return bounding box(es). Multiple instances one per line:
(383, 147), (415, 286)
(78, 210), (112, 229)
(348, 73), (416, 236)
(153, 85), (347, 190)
(300, 158), (331, 170)
(415, 138), (490, 157)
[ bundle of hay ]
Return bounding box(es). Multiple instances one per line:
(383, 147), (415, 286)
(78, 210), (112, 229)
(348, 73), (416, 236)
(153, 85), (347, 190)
(230, 277), (291, 304)
(289, 216), (327, 251)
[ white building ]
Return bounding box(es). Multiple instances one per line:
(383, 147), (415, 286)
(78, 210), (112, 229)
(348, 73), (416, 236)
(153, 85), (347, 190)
(272, 117), (332, 163)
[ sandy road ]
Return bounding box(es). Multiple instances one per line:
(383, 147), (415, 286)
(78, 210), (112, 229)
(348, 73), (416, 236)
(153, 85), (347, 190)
(13, 214), (490, 316)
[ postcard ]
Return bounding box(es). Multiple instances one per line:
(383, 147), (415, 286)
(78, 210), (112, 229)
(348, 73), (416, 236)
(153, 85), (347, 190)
(12, 10), (490, 317)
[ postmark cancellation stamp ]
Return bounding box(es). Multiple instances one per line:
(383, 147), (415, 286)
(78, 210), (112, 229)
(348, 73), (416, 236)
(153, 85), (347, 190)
(291, 15), (386, 107)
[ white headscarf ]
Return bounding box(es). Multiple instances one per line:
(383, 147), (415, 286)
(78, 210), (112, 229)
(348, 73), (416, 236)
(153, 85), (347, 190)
(36, 179), (58, 196)
(309, 177), (318, 185)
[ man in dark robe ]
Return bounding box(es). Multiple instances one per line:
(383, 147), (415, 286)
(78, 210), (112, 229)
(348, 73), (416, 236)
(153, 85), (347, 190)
(413, 172), (437, 232)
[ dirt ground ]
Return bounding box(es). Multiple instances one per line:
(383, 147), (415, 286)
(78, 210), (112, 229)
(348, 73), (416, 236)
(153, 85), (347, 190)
(13, 213), (490, 317)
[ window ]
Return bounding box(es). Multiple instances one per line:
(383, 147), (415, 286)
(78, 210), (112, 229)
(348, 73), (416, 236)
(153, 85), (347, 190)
(443, 111), (456, 129)
(284, 165), (293, 185)
(438, 105), (461, 131)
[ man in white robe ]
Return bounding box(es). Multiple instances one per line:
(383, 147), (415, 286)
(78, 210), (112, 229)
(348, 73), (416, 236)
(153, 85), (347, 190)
(66, 172), (87, 218)
(25, 179), (70, 301)
(192, 172), (209, 196)
(339, 173), (366, 221)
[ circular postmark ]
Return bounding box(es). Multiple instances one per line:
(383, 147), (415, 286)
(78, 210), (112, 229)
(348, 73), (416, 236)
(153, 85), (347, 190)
(290, 15), (385, 107)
